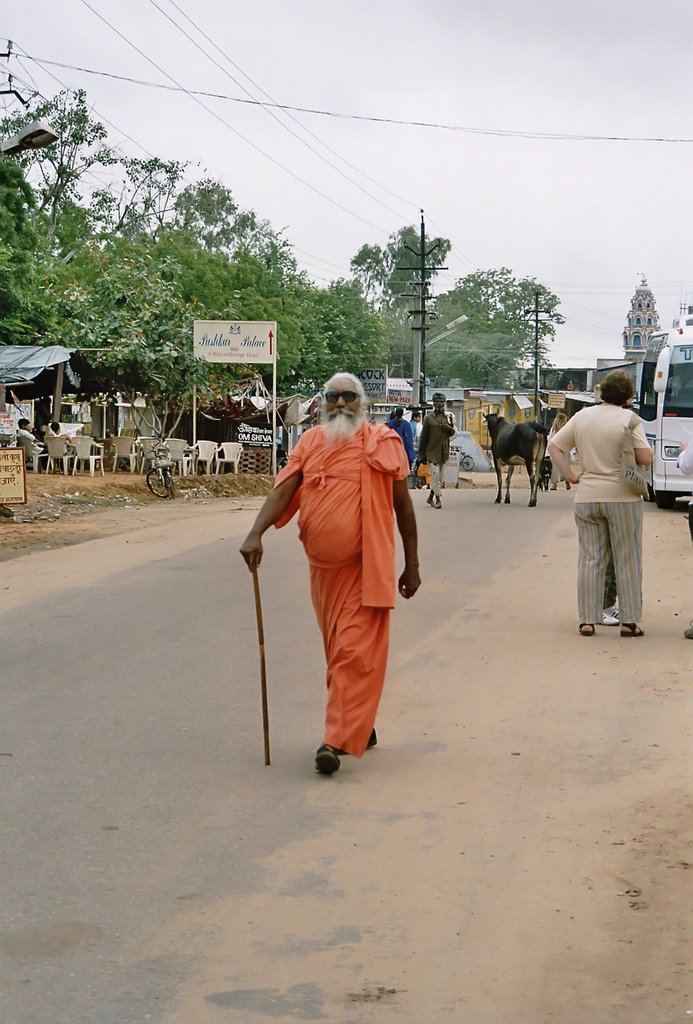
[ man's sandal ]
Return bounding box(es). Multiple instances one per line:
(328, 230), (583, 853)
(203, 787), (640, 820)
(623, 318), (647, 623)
(620, 623), (645, 638)
(315, 744), (340, 775)
(578, 623), (595, 637)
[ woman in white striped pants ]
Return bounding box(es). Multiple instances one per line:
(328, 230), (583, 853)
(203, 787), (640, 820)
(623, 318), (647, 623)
(548, 370), (653, 638)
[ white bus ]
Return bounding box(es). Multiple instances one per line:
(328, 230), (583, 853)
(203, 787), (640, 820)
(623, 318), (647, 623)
(637, 319), (693, 508)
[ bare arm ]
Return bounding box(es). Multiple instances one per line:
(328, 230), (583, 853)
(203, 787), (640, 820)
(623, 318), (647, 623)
(393, 478), (421, 599)
(239, 473), (302, 571)
(679, 442), (693, 475)
(634, 446), (653, 468)
(547, 442), (581, 485)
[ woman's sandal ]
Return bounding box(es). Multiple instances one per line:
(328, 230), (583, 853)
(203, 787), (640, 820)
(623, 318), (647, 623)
(620, 623), (644, 638)
(578, 623), (595, 637)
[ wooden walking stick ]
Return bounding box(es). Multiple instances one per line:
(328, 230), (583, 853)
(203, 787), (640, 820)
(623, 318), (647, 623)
(251, 565), (271, 766)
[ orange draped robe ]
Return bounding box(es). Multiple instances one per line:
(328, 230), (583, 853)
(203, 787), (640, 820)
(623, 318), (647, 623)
(274, 422), (409, 756)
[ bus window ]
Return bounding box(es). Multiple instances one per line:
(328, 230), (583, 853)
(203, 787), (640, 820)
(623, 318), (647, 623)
(638, 361), (657, 421)
(664, 360), (693, 416)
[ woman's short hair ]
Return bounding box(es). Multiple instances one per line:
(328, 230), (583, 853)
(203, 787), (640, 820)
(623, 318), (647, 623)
(600, 369), (635, 406)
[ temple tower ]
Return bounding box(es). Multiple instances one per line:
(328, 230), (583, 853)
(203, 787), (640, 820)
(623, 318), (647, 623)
(623, 275), (659, 362)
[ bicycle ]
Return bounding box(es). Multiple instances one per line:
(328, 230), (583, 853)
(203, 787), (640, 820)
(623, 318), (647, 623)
(459, 453), (475, 473)
(145, 440), (175, 499)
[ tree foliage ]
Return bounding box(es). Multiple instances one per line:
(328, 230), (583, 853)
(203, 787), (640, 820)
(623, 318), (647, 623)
(1, 88), (564, 405)
(351, 224), (452, 375)
(426, 269), (562, 388)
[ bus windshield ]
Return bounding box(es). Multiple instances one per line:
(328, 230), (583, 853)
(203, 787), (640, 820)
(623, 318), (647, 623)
(664, 355), (693, 416)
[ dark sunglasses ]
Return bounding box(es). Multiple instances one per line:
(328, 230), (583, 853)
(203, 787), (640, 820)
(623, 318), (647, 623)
(324, 389), (358, 403)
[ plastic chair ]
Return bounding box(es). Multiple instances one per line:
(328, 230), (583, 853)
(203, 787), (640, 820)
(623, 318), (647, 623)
(16, 434), (47, 472)
(71, 436), (105, 477)
(44, 436), (75, 475)
(165, 438), (193, 476)
(112, 435), (138, 473)
(215, 442), (242, 474)
(192, 439), (218, 475)
(135, 437), (158, 473)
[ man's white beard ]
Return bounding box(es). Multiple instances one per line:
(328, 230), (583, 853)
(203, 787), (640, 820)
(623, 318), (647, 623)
(321, 408), (363, 444)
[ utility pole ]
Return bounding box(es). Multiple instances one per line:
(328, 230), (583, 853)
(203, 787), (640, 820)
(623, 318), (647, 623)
(523, 290), (555, 419)
(398, 210), (447, 408)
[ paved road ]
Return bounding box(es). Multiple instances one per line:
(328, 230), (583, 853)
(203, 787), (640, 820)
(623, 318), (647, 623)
(1, 489), (689, 1023)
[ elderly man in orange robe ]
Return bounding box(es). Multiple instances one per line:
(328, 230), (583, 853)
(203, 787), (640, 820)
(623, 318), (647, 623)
(240, 373), (421, 775)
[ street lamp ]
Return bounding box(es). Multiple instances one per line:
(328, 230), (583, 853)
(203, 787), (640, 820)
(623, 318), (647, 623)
(425, 314), (469, 350)
(0, 120), (58, 155)
(419, 315), (468, 406)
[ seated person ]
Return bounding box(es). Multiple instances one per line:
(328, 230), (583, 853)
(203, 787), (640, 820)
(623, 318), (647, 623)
(15, 418), (42, 467)
(45, 421), (76, 455)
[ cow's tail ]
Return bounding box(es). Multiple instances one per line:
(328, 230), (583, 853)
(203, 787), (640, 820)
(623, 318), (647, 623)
(528, 421), (549, 436)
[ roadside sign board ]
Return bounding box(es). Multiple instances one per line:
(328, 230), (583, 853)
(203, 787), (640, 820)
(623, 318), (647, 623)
(193, 321), (277, 364)
(0, 447), (27, 505)
(548, 392), (566, 409)
(357, 368), (387, 401)
(235, 422), (273, 448)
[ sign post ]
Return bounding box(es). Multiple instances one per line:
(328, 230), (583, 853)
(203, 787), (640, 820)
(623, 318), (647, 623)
(193, 320), (278, 474)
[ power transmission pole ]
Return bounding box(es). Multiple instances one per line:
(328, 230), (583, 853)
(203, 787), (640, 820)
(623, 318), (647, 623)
(523, 290), (556, 419)
(399, 210), (447, 408)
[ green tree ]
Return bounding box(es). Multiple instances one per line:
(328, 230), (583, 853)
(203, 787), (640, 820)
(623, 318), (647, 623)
(426, 269), (562, 388)
(42, 238), (207, 431)
(0, 158), (55, 344)
(90, 157), (188, 239)
(285, 278), (388, 392)
(0, 89), (116, 240)
(351, 224), (451, 375)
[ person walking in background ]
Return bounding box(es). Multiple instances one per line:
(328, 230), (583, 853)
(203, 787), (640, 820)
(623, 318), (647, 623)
(386, 406), (416, 468)
(677, 442), (693, 639)
(548, 412), (571, 491)
(548, 369), (653, 638)
(239, 373), (420, 775)
(418, 392), (456, 509)
(410, 410), (423, 454)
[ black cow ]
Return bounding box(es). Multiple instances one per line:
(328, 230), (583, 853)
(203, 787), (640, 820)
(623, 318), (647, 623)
(484, 413), (549, 507)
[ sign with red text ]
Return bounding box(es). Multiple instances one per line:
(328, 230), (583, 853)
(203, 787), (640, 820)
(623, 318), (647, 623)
(193, 321), (277, 364)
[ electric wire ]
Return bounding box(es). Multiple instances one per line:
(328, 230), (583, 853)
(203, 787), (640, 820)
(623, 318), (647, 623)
(78, 0), (390, 235)
(18, 52), (693, 145)
(148, 0), (416, 221)
(9, 45), (373, 283)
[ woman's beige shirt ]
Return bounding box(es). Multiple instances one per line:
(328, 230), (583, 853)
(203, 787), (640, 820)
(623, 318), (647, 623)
(550, 404), (649, 503)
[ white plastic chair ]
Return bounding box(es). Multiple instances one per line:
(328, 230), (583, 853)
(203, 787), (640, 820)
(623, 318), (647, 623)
(112, 435), (138, 473)
(45, 435), (74, 475)
(215, 441), (242, 474)
(71, 436), (105, 477)
(16, 435), (47, 472)
(135, 437), (159, 473)
(165, 438), (193, 475)
(192, 439), (218, 475)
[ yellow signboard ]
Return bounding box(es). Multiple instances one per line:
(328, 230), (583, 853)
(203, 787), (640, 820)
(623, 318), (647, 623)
(548, 392), (566, 409)
(0, 447), (27, 505)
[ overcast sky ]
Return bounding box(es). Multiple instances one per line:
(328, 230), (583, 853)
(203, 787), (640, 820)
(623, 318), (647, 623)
(5, 0), (693, 368)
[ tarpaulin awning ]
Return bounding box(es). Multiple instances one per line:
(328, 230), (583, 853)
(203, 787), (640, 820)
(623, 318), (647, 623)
(0, 346), (78, 387)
